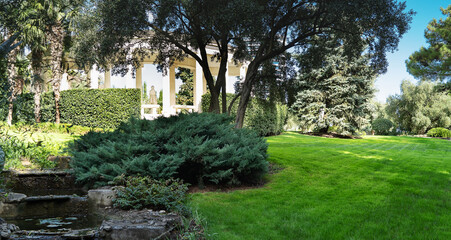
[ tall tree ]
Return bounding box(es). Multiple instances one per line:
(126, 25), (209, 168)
(291, 43), (377, 134)
(386, 80), (451, 134)
(406, 5), (451, 85)
(72, 0), (256, 114)
(39, 0), (80, 124)
(233, 0), (413, 128)
(73, 0), (413, 128)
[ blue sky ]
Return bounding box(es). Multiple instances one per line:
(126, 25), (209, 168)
(375, 0), (449, 102)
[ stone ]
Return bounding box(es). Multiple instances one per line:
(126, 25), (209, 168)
(4, 192), (27, 203)
(99, 209), (181, 240)
(47, 156), (72, 170)
(88, 188), (116, 208)
(0, 223), (19, 238)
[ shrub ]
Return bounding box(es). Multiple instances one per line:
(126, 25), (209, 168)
(201, 93), (287, 136)
(112, 175), (189, 215)
(1, 89), (140, 129)
(372, 118), (393, 135)
(69, 113), (268, 188)
(60, 89), (141, 129)
(426, 127), (451, 138)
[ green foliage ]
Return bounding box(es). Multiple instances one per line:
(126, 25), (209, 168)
(176, 68), (194, 105)
(0, 88), (138, 129)
(0, 128), (57, 169)
(59, 88), (141, 129)
(0, 91), (55, 124)
(112, 175), (189, 215)
(201, 93), (287, 136)
(372, 118), (394, 135)
(406, 5), (451, 85)
(291, 44), (376, 134)
(426, 127), (451, 138)
(386, 80), (451, 134)
(69, 113), (268, 188)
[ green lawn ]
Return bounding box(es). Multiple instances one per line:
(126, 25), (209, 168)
(190, 132), (451, 240)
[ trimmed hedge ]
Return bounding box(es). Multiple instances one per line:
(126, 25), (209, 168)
(1, 89), (141, 129)
(201, 93), (287, 136)
(69, 113), (269, 188)
(60, 89), (141, 129)
(426, 127), (451, 138)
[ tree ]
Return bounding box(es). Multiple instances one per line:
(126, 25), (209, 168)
(175, 68), (194, 106)
(40, 0), (80, 124)
(291, 43), (377, 134)
(0, 0), (28, 125)
(406, 5), (451, 85)
(386, 80), (451, 134)
(72, 0), (413, 128)
(233, 0), (413, 128)
(72, 0), (254, 114)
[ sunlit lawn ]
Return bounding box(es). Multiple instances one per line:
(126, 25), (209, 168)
(191, 132), (451, 239)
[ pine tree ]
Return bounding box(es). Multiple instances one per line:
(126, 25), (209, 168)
(291, 45), (376, 134)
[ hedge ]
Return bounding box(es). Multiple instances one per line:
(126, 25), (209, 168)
(60, 89), (141, 129)
(201, 93), (287, 136)
(1, 89), (141, 129)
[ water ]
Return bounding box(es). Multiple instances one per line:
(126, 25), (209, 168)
(7, 214), (103, 232)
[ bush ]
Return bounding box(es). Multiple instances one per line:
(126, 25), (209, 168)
(372, 118), (393, 135)
(69, 113), (268, 188)
(60, 89), (141, 129)
(112, 175), (189, 215)
(201, 93), (287, 136)
(1, 89), (140, 129)
(426, 127), (451, 138)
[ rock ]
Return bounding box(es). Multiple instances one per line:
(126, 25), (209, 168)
(88, 188), (116, 208)
(0, 223), (19, 238)
(99, 209), (181, 240)
(47, 156), (72, 170)
(4, 192), (27, 203)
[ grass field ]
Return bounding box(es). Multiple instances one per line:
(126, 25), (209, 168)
(191, 132), (451, 240)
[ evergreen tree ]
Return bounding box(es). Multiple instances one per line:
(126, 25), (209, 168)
(406, 5), (451, 87)
(175, 68), (193, 106)
(291, 45), (376, 134)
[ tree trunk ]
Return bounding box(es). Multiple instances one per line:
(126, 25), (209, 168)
(6, 40), (20, 126)
(31, 50), (44, 123)
(49, 22), (65, 124)
(208, 89), (221, 113)
(235, 63), (258, 128)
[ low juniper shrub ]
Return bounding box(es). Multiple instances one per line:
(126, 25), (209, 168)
(112, 175), (189, 215)
(69, 113), (269, 188)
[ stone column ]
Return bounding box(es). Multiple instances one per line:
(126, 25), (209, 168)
(90, 64), (99, 89)
(169, 66), (176, 108)
(136, 65), (142, 90)
(195, 61), (204, 112)
(162, 68), (170, 116)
